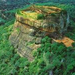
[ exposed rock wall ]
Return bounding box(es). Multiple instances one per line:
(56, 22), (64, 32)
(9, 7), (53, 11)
(9, 5), (69, 61)
(9, 21), (43, 61)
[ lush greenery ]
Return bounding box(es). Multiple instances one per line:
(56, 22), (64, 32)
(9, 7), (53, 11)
(0, 21), (30, 75)
(0, 0), (75, 75)
(31, 36), (75, 75)
(37, 14), (45, 20)
(0, 27), (75, 75)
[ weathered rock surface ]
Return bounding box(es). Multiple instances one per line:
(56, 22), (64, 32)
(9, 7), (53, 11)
(9, 5), (69, 61)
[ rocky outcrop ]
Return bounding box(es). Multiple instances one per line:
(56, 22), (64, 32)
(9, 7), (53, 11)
(9, 5), (69, 61)
(9, 21), (42, 61)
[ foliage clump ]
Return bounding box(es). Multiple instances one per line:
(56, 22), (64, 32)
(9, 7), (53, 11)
(37, 14), (45, 20)
(0, 22), (30, 75)
(28, 36), (75, 75)
(72, 42), (75, 47)
(0, 23), (75, 75)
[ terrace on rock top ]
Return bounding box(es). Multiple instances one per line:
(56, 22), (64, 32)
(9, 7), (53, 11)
(9, 5), (71, 61)
(16, 5), (69, 34)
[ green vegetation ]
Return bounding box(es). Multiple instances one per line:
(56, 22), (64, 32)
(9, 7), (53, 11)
(0, 10), (15, 25)
(50, 13), (57, 16)
(72, 42), (75, 47)
(0, 20), (30, 75)
(0, 1), (75, 75)
(37, 14), (45, 20)
(28, 36), (75, 75)
(0, 26), (75, 75)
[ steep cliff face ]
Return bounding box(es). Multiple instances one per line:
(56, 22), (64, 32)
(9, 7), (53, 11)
(16, 5), (69, 34)
(9, 5), (69, 61)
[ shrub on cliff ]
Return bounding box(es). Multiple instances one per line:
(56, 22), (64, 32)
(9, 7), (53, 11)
(37, 14), (45, 20)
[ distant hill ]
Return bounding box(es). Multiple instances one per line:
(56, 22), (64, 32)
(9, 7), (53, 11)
(0, 0), (75, 11)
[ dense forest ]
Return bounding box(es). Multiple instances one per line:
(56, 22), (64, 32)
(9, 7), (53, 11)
(0, 0), (75, 75)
